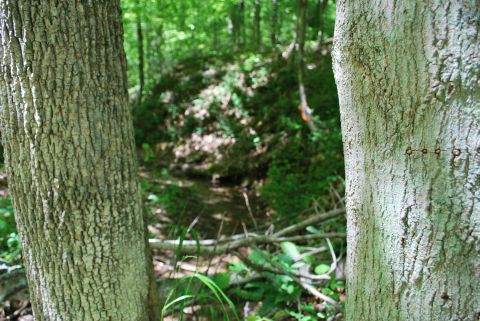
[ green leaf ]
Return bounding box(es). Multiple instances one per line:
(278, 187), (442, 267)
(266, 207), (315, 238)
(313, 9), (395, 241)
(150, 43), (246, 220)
(300, 304), (315, 313)
(189, 273), (240, 321)
(314, 264), (330, 275)
(291, 261), (305, 269)
(229, 262), (247, 273)
(281, 283), (295, 294)
(272, 310), (290, 319)
(213, 272), (231, 290)
(306, 226), (322, 234)
(162, 294), (193, 313)
(190, 229), (201, 255)
(147, 194), (160, 202)
(249, 250), (267, 265)
(280, 242), (300, 260)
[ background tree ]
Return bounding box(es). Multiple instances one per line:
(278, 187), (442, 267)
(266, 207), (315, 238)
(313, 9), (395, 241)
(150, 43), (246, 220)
(0, 1), (158, 320)
(253, 0), (262, 50)
(333, 1), (479, 320)
(314, 0), (328, 46)
(270, 0), (280, 46)
(137, 13), (145, 103)
(296, 0), (317, 131)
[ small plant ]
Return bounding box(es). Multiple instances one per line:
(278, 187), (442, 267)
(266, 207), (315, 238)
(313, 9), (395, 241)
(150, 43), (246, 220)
(141, 143), (156, 163)
(0, 198), (21, 262)
(161, 272), (240, 321)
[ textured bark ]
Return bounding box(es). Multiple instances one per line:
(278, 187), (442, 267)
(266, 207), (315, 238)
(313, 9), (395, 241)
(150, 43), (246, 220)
(333, 1), (479, 320)
(0, 1), (155, 320)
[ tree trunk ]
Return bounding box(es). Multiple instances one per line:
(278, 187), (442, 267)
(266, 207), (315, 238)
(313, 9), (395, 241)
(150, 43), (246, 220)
(212, 19), (219, 52)
(270, 0), (279, 46)
(315, 0), (328, 45)
(230, 9), (238, 47)
(239, 0), (246, 49)
(137, 13), (145, 104)
(231, 0), (245, 50)
(0, 1), (158, 320)
(333, 1), (479, 320)
(253, 0), (262, 50)
(296, 0), (316, 131)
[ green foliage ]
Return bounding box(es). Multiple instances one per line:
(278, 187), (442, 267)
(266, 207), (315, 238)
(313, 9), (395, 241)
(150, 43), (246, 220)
(148, 183), (194, 216)
(225, 241), (345, 320)
(250, 53), (344, 216)
(0, 198), (21, 262)
(229, 249), (303, 315)
(141, 143), (156, 162)
(122, 1), (345, 319)
(280, 241), (301, 260)
(262, 158), (310, 216)
(161, 271), (240, 321)
(314, 264), (331, 275)
(142, 169), (203, 223)
(121, 0), (337, 91)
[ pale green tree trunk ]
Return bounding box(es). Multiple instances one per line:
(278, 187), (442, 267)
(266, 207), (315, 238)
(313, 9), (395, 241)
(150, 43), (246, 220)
(0, 1), (158, 320)
(333, 1), (479, 320)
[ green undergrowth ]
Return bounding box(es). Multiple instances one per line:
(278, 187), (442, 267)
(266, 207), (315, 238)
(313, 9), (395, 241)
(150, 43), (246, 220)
(160, 229), (346, 321)
(0, 198), (21, 263)
(134, 49), (344, 217)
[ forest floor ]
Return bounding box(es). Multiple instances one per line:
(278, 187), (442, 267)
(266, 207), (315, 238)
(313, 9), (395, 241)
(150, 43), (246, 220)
(1, 169), (254, 320)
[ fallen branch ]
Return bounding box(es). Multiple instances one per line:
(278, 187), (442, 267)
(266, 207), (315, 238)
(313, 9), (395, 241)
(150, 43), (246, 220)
(149, 208), (345, 255)
(273, 208), (344, 237)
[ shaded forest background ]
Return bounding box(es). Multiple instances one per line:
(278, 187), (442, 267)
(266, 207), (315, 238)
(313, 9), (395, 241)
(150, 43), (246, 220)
(123, 0), (343, 214)
(1, 1), (347, 320)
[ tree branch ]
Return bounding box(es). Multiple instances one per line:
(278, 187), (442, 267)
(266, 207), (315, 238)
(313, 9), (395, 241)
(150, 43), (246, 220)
(148, 208), (345, 255)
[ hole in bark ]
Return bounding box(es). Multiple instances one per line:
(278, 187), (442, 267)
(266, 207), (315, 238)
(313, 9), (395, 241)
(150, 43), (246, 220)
(452, 148), (461, 157)
(422, 148), (428, 154)
(441, 292), (450, 301)
(447, 84), (455, 94)
(434, 148), (441, 155)
(406, 147), (413, 156)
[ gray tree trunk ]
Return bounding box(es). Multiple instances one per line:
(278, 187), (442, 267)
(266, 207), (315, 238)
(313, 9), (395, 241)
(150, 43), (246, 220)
(333, 1), (479, 321)
(0, 1), (157, 320)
